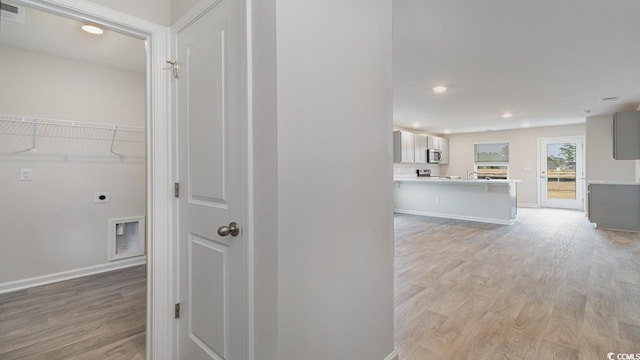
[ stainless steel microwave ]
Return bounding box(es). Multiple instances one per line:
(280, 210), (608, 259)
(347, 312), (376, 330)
(427, 148), (442, 164)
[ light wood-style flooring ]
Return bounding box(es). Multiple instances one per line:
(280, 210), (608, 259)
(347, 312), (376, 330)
(0, 265), (146, 360)
(395, 208), (640, 360)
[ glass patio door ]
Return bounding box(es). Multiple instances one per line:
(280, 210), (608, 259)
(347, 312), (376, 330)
(539, 137), (585, 210)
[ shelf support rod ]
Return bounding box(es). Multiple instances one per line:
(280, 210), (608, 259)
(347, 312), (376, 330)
(109, 126), (117, 154)
(30, 122), (37, 152)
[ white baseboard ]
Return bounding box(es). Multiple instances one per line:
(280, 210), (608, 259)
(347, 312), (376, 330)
(384, 350), (399, 360)
(395, 209), (516, 225)
(0, 256), (146, 294)
(517, 202), (539, 208)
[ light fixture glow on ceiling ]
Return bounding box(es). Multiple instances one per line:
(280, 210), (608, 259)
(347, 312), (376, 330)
(432, 86), (448, 94)
(522, 122), (531, 128)
(502, 112), (513, 119)
(443, 129), (451, 134)
(81, 24), (103, 35)
(412, 122), (420, 128)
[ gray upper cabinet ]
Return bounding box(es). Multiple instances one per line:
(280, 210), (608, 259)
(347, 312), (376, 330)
(393, 131), (415, 163)
(427, 136), (440, 149)
(427, 135), (449, 164)
(439, 137), (449, 164)
(393, 131), (449, 164)
(613, 111), (640, 160)
(414, 134), (428, 163)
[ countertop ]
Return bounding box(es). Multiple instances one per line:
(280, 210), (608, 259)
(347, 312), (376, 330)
(587, 181), (640, 186)
(394, 176), (521, 185)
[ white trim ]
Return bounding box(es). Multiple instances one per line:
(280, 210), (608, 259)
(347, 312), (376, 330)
(473, 140), (511, 145)
(394, 209), (516, 225)
(517, 202), (539, 208)
(147, 24), (172, 360)
(171, 0), (223, 32)
(384, 350), (399, 360)
(9, 2), (173, 360)
(0, 257), (146, 295)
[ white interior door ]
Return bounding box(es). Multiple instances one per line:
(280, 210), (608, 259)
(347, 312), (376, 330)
(539, 137), (584, 210)
(176, 0), (246, 359)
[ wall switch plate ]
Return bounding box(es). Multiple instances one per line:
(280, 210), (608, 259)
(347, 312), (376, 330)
(20, 169), (32, 181)
(94, 192), (110, 203)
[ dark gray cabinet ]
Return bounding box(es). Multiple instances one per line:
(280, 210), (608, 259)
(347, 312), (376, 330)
(588, 183), (640, 231)
(613, 111), (640, 160)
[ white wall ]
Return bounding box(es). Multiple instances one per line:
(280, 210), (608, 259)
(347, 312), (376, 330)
(251, 0), (278, 358)
(275, 0), (395, 359)
(0, 46), (145, 124)
(444, 124), (586, 206)
(171, 0), (201, 23)
(0, 46), (145, 283)
(88, 0), (171, 25)
(585, 115), (637, 182)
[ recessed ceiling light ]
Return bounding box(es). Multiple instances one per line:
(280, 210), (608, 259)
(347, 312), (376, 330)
(443, 129), (451, 134)
(502, 112), (513, 119)
(81, 24), (103, 35)
(412, 122), (420, 128)
(432, 86), (448, 94)
(522, 122), (531, 128)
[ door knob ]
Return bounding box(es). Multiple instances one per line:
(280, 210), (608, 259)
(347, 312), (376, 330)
(218, 222), (240, 237)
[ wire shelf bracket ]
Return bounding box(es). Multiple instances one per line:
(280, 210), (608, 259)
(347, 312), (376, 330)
(0, 114), (145, 155)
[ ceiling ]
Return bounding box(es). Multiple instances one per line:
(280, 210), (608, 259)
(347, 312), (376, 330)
(4, 1), (639, 132)
(393, 0), (640, 134)
(0, 4), (145, 74)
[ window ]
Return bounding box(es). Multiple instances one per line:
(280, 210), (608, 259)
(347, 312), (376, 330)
(474, 164), (509, 179)
(474, 142), (509, 179)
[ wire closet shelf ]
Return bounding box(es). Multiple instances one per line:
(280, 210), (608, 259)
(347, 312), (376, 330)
(0, 114), (145, 154)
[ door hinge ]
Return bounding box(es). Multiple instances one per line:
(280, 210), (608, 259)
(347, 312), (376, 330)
(174, 182), (179, 198)
(166, 60), (180, 79)
(175, 303), (181, 319)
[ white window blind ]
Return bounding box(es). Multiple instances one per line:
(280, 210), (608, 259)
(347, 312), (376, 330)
(474, 143), (509, 163)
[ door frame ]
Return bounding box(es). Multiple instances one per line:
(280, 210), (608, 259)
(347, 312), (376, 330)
(536, 136), (586, 210)
(11, 0), (173, 358)
(171, 0), (254, 359)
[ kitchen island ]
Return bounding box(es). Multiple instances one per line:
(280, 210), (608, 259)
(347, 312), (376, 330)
(394, 177), (521, 225)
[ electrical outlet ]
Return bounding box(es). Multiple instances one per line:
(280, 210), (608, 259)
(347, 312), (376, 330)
(94, 192), (110, 203)
(20, 169), (32, 181)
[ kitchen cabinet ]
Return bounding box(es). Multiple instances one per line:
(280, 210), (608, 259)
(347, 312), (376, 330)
(588, 182), (640, 231)
(427, 136), (440, 150)
(393, 131), (415, 163)
(439, 137), (449, 164)
(414, 134), (428, 163)
(613, 111), (640, 160)
(426, 135), (449, 164)
(393, 131), (449, 164)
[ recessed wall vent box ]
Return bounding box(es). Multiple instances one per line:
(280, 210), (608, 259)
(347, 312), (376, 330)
(0, 3), (25, 24)
(108, 216), (145, 261)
